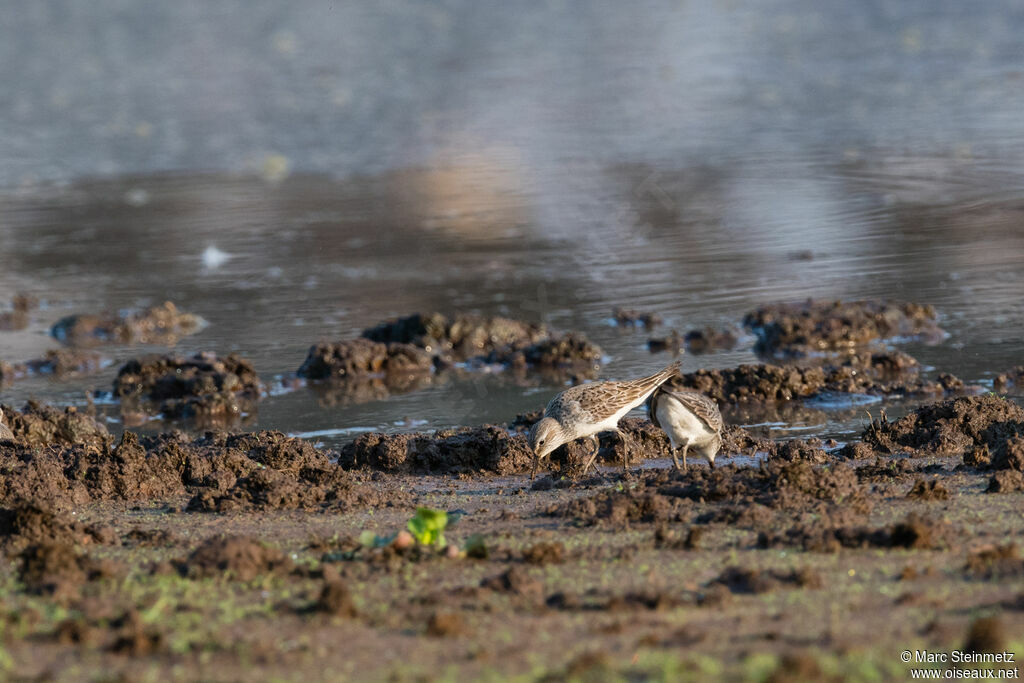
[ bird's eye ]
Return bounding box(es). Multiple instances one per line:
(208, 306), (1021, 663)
(538, 439), (545, 445)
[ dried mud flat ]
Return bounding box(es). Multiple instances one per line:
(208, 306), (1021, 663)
(0, 392), (1022, 682)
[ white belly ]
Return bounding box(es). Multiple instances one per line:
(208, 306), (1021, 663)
(656, 396), (716, 449)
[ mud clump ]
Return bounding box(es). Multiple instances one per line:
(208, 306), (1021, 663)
(612, 308), (662, 329)
(480, 566), (544, 602)
(182, 535), (293, 581)
(2, 421), (403, 513)
(743, 299), (944, 354)
(760, 513), (955, 552)
(560, 460), (866, 527)
(340, 426), (533, 474)
(113, 352), (262, 421)
(19, 542), (120, 601)
(316, 580), (360, 617)
(488, 332), (602, 373)
(678, 356), (964, 406)
(854, 395), (1024, 459)
(184, 431), (407, 513)
(987, 470), (1024, 493)
(963, 616), (1007, 654)
(0, 349), (109, 384)
(426, 612), (466, 637)
(906, 479), (950, 500)
(362, 312), (602, 373)
(51, 301), (205, 346)
(965, 545), (1024, 580)
(28, 349), (109, 377)
(297, 338), (434, 380)
(765, 438), (831, 463)
(561, 489), (690, 527)
(1, 401), (109, 448)
(648, 327), (741, 354)
(363, 312), (548, 360)
(710, 566), (823, 594)
(0, 501), (110, 555)
(993, 367), (1024, 391)
(522, 542), (566, 565)
(0, 293), (37, 331)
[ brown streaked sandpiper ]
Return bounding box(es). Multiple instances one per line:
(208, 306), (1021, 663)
(646, 381), (723, 471)
(528, 360), (681, 477)
(0, 407), (15, 441)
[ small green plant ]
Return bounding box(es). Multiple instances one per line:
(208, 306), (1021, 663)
(407, 507), (448, 548)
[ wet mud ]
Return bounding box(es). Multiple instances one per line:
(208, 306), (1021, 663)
(676, 351), (969, 404)
(112, 352), (263, 423)
(648, 326), (742, 354)
(0, 393), (1021, 680)
(1, 348), (110, 384)
(305, 312), (602, 381)
(0, 294), (38, 332)
(743, 299), (946, 355)
(611, 307), (663, 328)
(50, 301), (205, 346)
(850, 394), (1024, 464)
(0, 427), (404, 513)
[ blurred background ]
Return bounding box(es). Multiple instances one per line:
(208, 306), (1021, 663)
(1, 1), (1023, 446)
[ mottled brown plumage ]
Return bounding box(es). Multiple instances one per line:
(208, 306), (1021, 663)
(529, 360), (680, 476)
(0, 408), (14, 441)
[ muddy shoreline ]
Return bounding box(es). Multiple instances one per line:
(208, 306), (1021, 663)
(1, 301), (1022, 680)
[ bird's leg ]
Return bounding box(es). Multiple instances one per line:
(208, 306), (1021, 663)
(681, 443), (690, 472)
(581, 435), (601, 475)
(617, 429), (633, 474)
(670, 446), (683, 472)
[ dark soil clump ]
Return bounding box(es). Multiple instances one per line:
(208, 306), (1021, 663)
(0, 401), (109, 448)
(0, 501), (108, 554)
(51, 301), (205, 346)
(1, 419), (404, 513)
(710, 566), (823, 594)
(906, 479), (950, 500)
(426, 612), (466, 637)
(963, 616), (1007, 653)
(677, 357), (965, 406)
(987, 470), (1024, 493)
(363, 312), (602, 373)
(363, 312), (549, 360)
(19, 542), (119, 601)
(854, 395), (1024, 459)
(760, 513), (955, 552)
(743, 299), (944, 354)
(522, 541), (566, 565)
(297, 338), (434, 380)
(1, 349), (109, 383)
(339, 425), (533, 474)
(0, 293), (36, 331)
(113, 352), (262, 421)
(648, 327), (741, 354)
(559, 460), (867, 527)
(480, 566), (544, 602)
(965, 545), (1024, 580)
(993, 367), (1024, 391)
(182, 535), (293, 581)
(612, 307), (662, 328)
(316, 580), (359, 617)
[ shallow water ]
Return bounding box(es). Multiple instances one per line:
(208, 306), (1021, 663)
(2, 2), (1024, 449)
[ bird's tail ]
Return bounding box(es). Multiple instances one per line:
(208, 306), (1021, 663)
(625, 359), (681, 397)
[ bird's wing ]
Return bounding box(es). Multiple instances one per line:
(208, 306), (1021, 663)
(662, 389), (724, 432)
